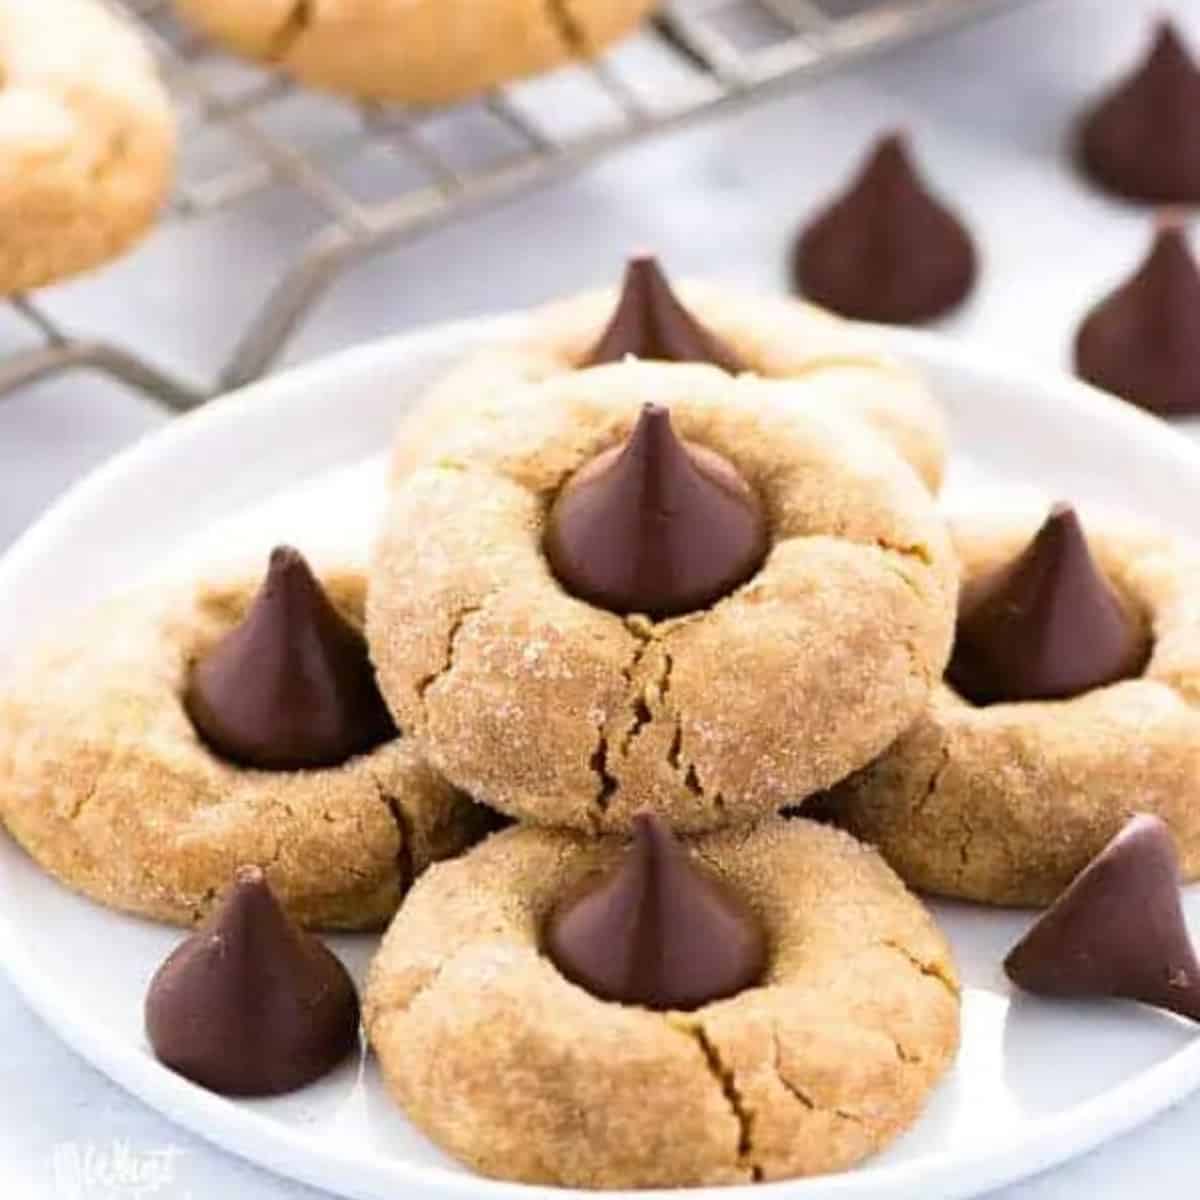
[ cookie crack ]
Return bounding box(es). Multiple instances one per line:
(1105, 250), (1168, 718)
(543, 0), (590, 56)
(685, 1022), (760, 1181)
(589, 732), (618, 813)
(912, 742), (951, 820)
(376, 780), (416, 895)
(416, 602), (487, 704)
(267, 0), (314, 60)
(877, 938), (959, 1000)
(771, 1031), (864, 1127)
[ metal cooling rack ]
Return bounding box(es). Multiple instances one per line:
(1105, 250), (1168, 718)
(2, 0), (1018, 411)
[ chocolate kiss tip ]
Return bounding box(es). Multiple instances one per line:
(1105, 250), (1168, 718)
(1074, 222), (1200, 416)
(585, 255), (745, 372)
(544, 812), (766, 1012)
(544, 403), (768, 618)
(791, 132), (977, 325)
(145, 867), (360, 1096)
(1079, 20), (1200, 205)
(947, 503), (1149, 705)
(1005, 815), (1200, 1023)
(184, 545), (396, 772)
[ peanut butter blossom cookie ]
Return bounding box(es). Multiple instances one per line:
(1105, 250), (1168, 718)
(370, 362), (957, 833)
(365, 817), (960, 1188)
(171, 0), (657, 105)
(392, 255), (948, 491)
(824, 504), (1200, 906)
(0, 0), (175, 293)
(0, 548), (488, 929)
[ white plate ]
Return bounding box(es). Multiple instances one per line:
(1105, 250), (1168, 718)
(3, 316), (1200, 1200)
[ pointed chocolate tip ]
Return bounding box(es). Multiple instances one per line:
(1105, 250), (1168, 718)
(791, 132), (977, 324)
(544, 405), (767, 618)
(585, 256), (745, 372)
(1075, 220), (1200, 415)
(1079, 19), (1200, 204)
(947, 504), (1149, 705)
(145, 867), (360, 1095)
(1006, 815), (1200, 1022)
(185, 546), (396, 771)
(544, 812), (766, 1011)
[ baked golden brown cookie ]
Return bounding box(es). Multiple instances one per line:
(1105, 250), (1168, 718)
(369, 359), (957, 834)
(0, 0), (175, 293)
(0, 560), (489, 930)
(393, 268), (946, 491)
(171, 0), (658, 105)
(364, 818), (960, 1189)
(824, 507), (1200, 906)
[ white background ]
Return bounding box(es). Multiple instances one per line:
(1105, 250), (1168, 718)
(3, 0), (1200, 1194)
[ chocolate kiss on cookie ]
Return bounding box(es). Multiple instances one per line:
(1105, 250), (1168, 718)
(586, 255), (745, 372)
(185, 546), (397, 770)
(1079, 21), (1200, 205)
(544, 403), (768, 618)
(1074, 221), (1200, 415)
(545, 813), (766, 1011)
(791, 132), (977, 324)
(145, 866), (361, 1095)
(947, 503), (1148, 705)
(1006, 815), (1200, 1021)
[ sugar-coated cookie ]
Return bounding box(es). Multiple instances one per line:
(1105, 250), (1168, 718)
(171, 0), (658, 105)
(0, 560), (489, 929)
(825, 508), (1200, 906)
(370, 359), (957, 834)
(393, 261), (946, 490)
(0, 0), (174, 293)
(365, 818), (960, 1188)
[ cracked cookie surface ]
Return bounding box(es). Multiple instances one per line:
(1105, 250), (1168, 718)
(370, 360), (958, 834)
(823, 510), (1200, 906)
(170, 0), (657, 105)
(364, 817), (960, 1188)
(0, 0), (175, 293)
(392, 279), (947, 490)
(0, 564), (489, 930)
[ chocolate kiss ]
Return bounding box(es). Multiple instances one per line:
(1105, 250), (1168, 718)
(1006, 815), (1200, 1022)
(145, 866), (361, 1095)
(185, 546), (397, 770)
(1075, 221), (1200, 415)
(791, 132), (977, 324)
(1079, 21), (1200, 205)
(947, 503), (1148, 705)
(544, 813), (767, 1011)
(544, 403), (768, 618)
(586, 255), (745, 372)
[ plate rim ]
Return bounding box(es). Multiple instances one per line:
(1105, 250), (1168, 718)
(4, 316), (1200, 1200)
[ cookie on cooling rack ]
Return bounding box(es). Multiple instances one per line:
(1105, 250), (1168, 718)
(0, 0), (175, 294)
(365, 816), (960, 1188)
(170, 0), (659, 105)
(822, 503), (1200, 906)
(0, 547), (489, 930)
(369, 358), (957, 835)
(392, 256), (948, 491)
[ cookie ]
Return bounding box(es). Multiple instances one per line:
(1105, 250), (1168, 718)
(171, 0), (658, 106)
(369, 359), (958, 835)
(393, 262), (947, 490)
(0, 559), (489, 930)
(0, 0), (175, 293)
(365, 818), (960, 1188)
(823, 508), (1200, 906)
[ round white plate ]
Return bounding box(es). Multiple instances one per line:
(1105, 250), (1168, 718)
(3, 316), (1200, 1200)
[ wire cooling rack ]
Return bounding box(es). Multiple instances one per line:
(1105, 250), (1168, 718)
(2, 0), (1020, 411)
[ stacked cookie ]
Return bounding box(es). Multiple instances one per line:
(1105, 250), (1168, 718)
(6, 255), (1200, 1189)
(362, 257), (965, 1185)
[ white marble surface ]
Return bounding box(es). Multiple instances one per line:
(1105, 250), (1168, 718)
(3, 0), (1200, 1195)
